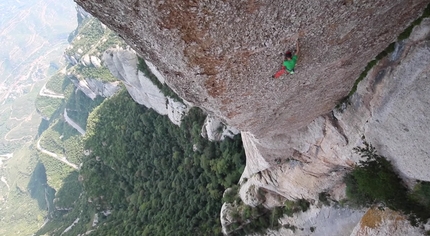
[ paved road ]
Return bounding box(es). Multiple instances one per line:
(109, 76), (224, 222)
(64, 109), (86, 135)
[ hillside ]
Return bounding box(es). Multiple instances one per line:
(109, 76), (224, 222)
(35, 90), (246, 235)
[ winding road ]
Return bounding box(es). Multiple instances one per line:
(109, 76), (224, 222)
(3, 110), (36, 142)
(39, 84), (65, 99)
(36, 138), (78, 170)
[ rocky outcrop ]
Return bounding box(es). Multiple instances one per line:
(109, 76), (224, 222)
(350, 208), (424, 236)
(277, 205), (365, 236)
(239, 114), (356, 201)
(65, 53), (79, 65)
(69, 76), (120, 100)
(202, 115), (240, 141)
(90, 56), (102, 68)
(102, 47), (191, 125)
(220, 203), (237, 235)
(81, 54), (91, 67)
(78, 54), (102, 68)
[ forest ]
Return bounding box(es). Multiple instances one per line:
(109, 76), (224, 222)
(37, 89), (246, 235)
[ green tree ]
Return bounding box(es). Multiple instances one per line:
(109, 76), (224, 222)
(345, 140), (430, 225)
(345, 141), (407, 207)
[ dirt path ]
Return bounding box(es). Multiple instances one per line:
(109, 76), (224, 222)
(3, 111), (35, 142)
(36, 138), (78, 170)
(0, 176), (10, 190)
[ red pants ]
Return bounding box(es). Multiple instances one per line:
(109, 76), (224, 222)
(273, 67), (286, 78)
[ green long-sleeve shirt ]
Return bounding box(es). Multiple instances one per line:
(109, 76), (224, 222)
(283, 55), (298, 72)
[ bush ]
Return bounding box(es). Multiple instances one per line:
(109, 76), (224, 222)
(318, 192), (330, 206)
(345, 140), (430, 224)
(223, 185), (239, 204)
(283, 199), (310, 217)
(410, 182), (430, 208)
(345, 140), (408, 208)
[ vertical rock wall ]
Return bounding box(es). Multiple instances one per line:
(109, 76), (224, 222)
(239, 18), (430, 204)
(74, 0), (428, 167)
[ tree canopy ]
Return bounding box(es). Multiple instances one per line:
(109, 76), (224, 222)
(38, 89), (246, 235)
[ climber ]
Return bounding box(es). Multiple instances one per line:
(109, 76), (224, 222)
(273, 39), (300, 78)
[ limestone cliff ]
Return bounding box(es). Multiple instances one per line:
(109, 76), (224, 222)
(63, 14), (124, 100)
(235, 17), (430, 236)
(242, 15), (430, 206)
(102, 47), (191, 125)
(350, 208), (424, 236)
(74, 0), (428, 170)
(69, 76), (120, 100)
(73, 0), (430, 234)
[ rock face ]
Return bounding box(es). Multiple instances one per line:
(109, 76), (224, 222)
(202, 115), (240, 141)
(102, 47), (191, 125)
(220, 19), (430, 235)
(360, 19), (430, 182)
(278, 205), (365, 236)
(75, 0), (427, 166)
(338, 18), (430, 182)
(350, 208), (423, 236)
(69, 76), (120, 100)
(238, 19), (430, 204)
(64, 109), (86, 135)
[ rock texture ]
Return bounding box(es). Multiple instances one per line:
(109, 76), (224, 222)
(237, 19), (430, 204)
(74, 0), (428, 166)
(220, 18), (430, 236)
(102, 47), (191, 125)
(69, 76), (120, 100)
(202, 115), (240, 141)
(350, 208), (423, 236)
(277, 205), (365, 236)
